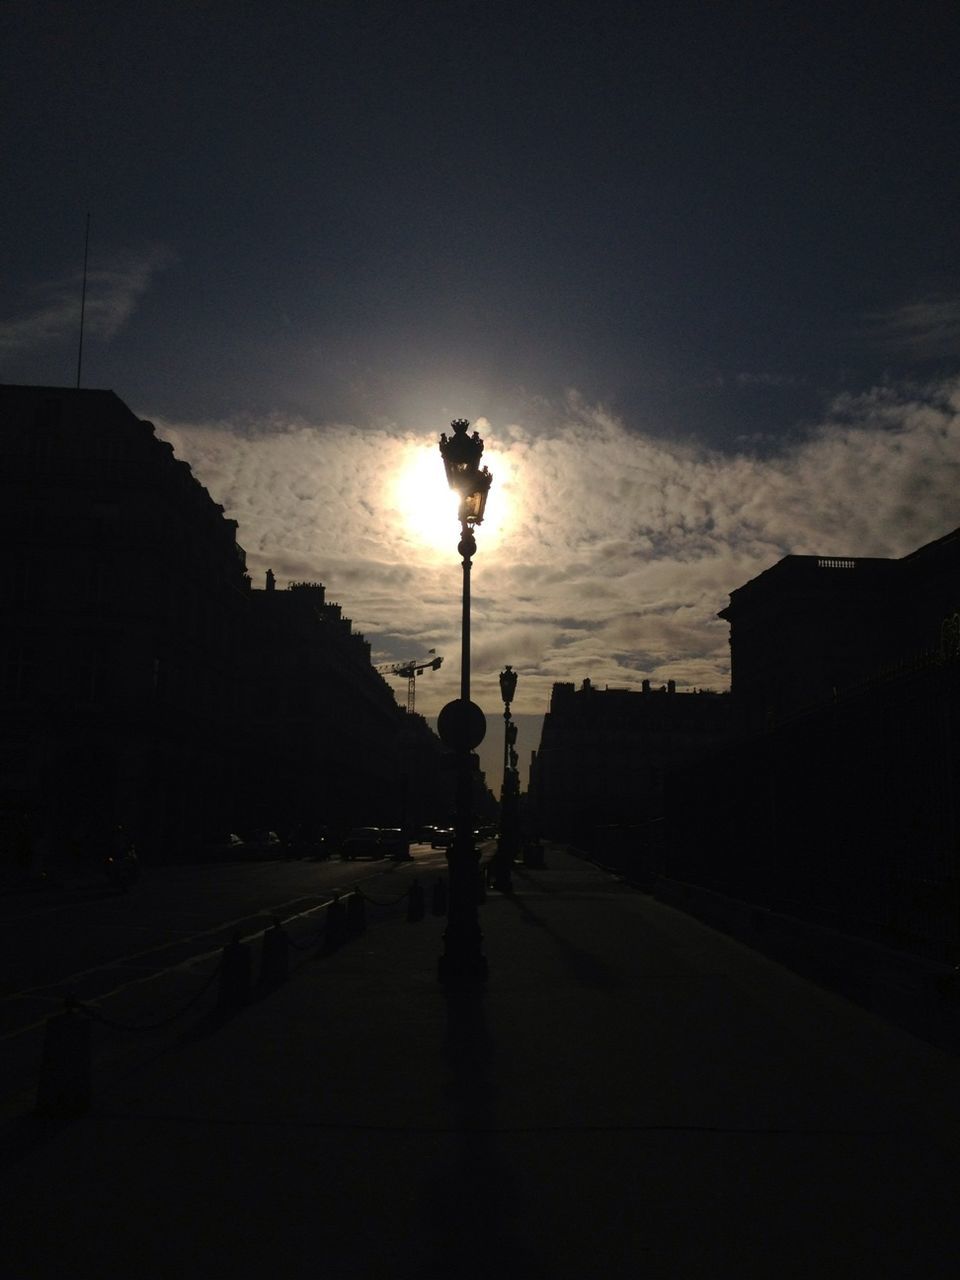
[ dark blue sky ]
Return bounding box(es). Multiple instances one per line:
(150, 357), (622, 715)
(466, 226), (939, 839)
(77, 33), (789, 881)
(3, 0), (958, 447)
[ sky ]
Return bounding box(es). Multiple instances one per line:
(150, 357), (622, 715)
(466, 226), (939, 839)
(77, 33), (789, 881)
(3, 1), (960, 786)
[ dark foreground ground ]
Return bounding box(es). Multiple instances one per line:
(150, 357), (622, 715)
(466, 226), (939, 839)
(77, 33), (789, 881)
(5, 846), (960, 1278)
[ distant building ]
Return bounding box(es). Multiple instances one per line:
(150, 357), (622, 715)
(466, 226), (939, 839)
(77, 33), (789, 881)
(528, 677), (730, 847)
(243, 576), (454, 833)
(719, 529), (960, 734)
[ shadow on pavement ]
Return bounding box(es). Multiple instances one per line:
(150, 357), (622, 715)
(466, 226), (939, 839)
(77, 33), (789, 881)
(407, 991), (550, 1280)
(507, 893), (625, 994)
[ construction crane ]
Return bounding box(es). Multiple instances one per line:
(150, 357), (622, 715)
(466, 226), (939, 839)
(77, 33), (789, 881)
(375, 650), (443, 714)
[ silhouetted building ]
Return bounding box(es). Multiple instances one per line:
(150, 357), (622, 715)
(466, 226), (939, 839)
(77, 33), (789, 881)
(665, 527), (960, 963)
(719, 530), (960, 734)
(0, 384), (457, 873)
(528, 677), (730, 855)
(0, 384), (250, 869)
(242, 576), (432, 834)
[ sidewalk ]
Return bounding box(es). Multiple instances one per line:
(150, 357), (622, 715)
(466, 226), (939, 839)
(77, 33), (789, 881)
(6, 848), (960, 1278)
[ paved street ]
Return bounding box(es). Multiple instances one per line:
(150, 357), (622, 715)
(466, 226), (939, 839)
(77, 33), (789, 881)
(5, 847), (960, 1277)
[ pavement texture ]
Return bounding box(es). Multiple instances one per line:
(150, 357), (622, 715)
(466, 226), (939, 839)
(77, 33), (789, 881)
(6, 847), (960, 1279)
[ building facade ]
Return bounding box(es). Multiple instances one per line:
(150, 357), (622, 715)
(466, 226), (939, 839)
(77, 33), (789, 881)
(0, 384), (454, 873)
(719, 529), (960, 734)
(241, 575), (456, 837)
(0, 385), (252, 869)
(665, 527), (960, 962)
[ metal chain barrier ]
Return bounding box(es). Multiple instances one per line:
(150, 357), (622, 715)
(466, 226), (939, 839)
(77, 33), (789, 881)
(33, 878), (433, 1119)
(355, 884), (415, 908)
(45, 878), (426, 1039)
(67, 959), (224, 1032)
(271, 913), (325, 951)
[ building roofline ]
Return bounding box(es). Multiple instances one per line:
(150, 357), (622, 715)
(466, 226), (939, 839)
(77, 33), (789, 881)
(718, 525), (960, 622)
(1, 382), (120, 397)
(900, 525), (960, 562)
(718, 551), (899, 619)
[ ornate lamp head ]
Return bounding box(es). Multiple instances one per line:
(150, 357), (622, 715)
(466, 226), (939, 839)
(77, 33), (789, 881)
(439, 418), (493, 525)
(499, 664), (518, 706)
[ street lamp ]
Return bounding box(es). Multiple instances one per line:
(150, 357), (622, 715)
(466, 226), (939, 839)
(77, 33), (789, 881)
(435, 419), (492, 986)
(492, 666), (519, 892)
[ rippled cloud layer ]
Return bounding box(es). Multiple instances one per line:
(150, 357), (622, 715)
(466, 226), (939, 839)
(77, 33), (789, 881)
(155, 378), (960, 719)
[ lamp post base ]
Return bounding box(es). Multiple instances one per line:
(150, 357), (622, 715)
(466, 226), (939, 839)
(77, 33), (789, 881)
(491, 873), (514, 894)
(491, 840), (514, 894)
(437, 950), (489, 988)
(493, 772), (520, 893)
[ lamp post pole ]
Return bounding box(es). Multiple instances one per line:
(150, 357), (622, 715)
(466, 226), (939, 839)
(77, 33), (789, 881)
(493, 666), (518, 893)
(459, 522), (472, 705)
(437, 419), (492, 987)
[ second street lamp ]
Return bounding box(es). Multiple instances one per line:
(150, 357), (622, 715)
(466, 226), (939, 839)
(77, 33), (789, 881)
(492, 665), (519, 892)
(435, 418), (492, 986)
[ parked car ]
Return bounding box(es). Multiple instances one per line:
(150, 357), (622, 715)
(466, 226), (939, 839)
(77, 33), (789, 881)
(341, 826), (383, 860)
(430, 827), (454, 849)
(378, 828), (411, 860)
(286, 825), (330, 860)
(205, 832), (246, 861)
(243, 830), (283, 859)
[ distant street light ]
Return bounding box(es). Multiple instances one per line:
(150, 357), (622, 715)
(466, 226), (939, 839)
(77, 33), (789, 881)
(492, 665), (519, 892)
(435, 419), (493, 986)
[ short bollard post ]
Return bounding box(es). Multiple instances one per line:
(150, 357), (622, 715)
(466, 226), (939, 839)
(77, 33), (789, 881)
(218, 934), (252, 1015)
(407, 879), (425, 922)
(431, 877), (447, 916)
(35, 1000), (92, 1119)
(323, 895), (345, 953)
(523, 840), (545, 869)
(260, 920), (289, 986)
(346, 891), (366, 937)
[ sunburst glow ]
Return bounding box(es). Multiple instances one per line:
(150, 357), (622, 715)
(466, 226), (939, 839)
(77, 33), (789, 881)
(391, 439), (512, 554)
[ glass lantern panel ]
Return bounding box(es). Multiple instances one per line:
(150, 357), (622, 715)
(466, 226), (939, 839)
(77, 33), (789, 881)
(462, 490), (484, 520)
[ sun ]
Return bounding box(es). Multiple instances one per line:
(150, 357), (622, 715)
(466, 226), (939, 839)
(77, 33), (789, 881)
(391, 444), (460, 552)
(391, 440), (511, 554)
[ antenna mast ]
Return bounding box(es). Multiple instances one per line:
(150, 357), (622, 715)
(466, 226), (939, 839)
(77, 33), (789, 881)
(76, 212), (90, 388)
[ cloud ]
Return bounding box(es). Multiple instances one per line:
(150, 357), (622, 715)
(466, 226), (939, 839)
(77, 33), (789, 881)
(151, 375), (960, 722)
(0, 245), (174, 357)
(862, 297), (960, 360)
